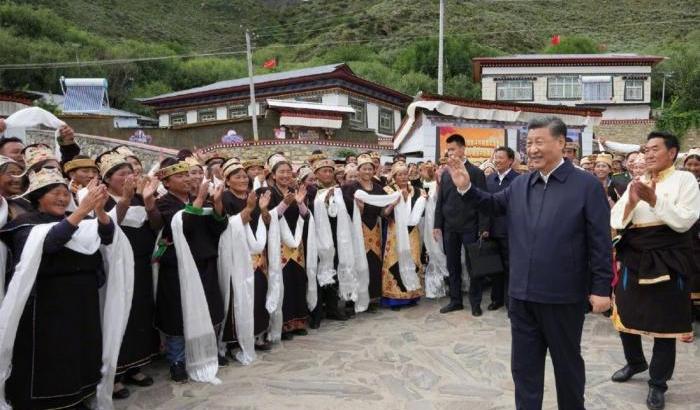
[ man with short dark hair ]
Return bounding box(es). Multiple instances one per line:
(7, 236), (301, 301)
(610, 131), (700, 410)
(433, 134), (489, 317)
(0, 124), (78, 166)
(485, 146), (517, 311)
(448, 116), (612, 409)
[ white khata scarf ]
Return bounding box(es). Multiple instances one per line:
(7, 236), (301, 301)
(386, 188), (426, 294)
(170, 210), (221, 385)
(265, 206), (318, 342)
(3, 107), (66, 160)
(0, 219), (134, 410)
(313, 188), (337, 287)
(422, 191), (449, 298)
(349, 190), (400, 312)
(217, 214), (264, 365)
(0, 198), (7, 305)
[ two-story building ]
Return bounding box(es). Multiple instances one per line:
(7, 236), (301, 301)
(472, 54), (665, 121)
(138, 64), (411, 158)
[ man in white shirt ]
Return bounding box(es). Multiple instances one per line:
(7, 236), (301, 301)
(610, 131), (700, 410)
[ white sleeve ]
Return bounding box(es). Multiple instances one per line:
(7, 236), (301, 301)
(610, 186), (635, 229)
(603, 140), (641, 154)
(650, 174), (700, 233)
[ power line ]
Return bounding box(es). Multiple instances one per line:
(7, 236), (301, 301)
(0, 50), (248, 70)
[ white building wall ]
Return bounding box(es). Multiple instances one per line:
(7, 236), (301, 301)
(481, 64), (654, 119)
(216, 106), (228, 120)
(159, 114), (170, 127)
(186, 110), (197, 124)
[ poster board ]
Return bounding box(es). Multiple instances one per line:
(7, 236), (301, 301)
(437, 127), (505, 163)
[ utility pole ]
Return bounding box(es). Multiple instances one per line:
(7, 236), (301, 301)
(246, 30), (259, 141)
(660, 72), (673, 110)
(437, 0), (445, 95)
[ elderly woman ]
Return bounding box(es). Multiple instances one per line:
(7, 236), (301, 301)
(342, 153), (388, 311)
(154, 158), (228, 382)
(594, 153), (623, 207)
(220, 159), (273, 352)
(0, 169), (114, 409)
(266, 154), (310, 340)
(96, 150), (162, 399)
(0, 156), (30, 220)
(381, 162), (426, 310)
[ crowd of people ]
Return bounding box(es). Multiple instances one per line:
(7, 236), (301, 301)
(0, 110), (698, 410)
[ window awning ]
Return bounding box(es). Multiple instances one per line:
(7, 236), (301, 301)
(581, 76), (611, 83)
(279, 111), (343, 129)
(267, 99), (355, 114)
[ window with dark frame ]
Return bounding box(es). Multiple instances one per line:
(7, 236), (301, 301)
(624, 80), (644, 101)
(378, 107), (394, 134)
(348, 97), (366, 128)
(495, 80), (533, 101)
(198, 108), (217, 122)
(170, 112), (186, 125)
(228, 103), (248, 119)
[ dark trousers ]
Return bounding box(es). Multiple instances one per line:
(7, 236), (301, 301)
(490, 237), (509, 306)
(510, 298), (586, 410)
(443, 230), (481, 307)
(619, 332), (676, 391)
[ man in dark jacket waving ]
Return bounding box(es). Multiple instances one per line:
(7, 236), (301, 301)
(448, 117), (612, 410)
(433, 134), (489, 317)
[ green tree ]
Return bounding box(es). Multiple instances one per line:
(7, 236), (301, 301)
(543, 36), (600, 54)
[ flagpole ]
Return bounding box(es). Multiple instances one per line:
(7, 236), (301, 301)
(246, 30), (259, 141)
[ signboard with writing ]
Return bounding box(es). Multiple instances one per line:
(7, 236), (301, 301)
(437, 127), (505, 163)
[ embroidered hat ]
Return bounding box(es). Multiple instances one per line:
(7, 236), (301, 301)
(184, 156), (203, 169)
(21, 167), (67, 197)
(595, 153), (613, 168)
(155, 161), (190, 179)
(63, 157), (98, 174)
(390, 161), (408, 177)
(267, 153), (289, 171)
(222, 158), (245, 179)
(297, 165), (313, 182)
(242, 157), (264, 170)
(23, 144), (56, 171)
(356, 154), (375, 169)
(313, 158), (335, 173)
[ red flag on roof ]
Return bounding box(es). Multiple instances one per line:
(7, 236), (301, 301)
(263, 58), (277, 69)
(550, 35), (561, 46)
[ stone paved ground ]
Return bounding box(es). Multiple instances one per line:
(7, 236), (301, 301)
(116, 298), (700, 410)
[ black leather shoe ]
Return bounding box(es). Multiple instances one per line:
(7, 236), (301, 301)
(293, 328), (308, 336)
(472, 305), (483, 317)
(440, 302), (464, 314)
(281, 332), (294, 341)
(487, 302), (503, 311)
(327, 310), (349, 321)
(611, 363), (649, 382)
(170, 362), (187, 383)
(646, 386), (665, 410)
(218, 354), (230, 367)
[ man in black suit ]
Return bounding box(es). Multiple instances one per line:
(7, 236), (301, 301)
(449, 117), (612, 410)
(485, 146), (518, 311)
(433, 134), (489, 316)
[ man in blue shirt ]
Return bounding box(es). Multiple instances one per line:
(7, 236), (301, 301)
(449, 116), (612, 410)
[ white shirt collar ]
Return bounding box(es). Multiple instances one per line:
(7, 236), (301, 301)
(497, 168), (511, 182)
(539, 158), (565, 184)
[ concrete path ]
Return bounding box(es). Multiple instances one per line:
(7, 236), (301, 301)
(116, 298), (700, 409)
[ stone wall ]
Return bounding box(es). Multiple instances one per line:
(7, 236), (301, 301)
(593, 120), (700, 150)
(25, 129), (394, 168)
(26, 129), (177, 170)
